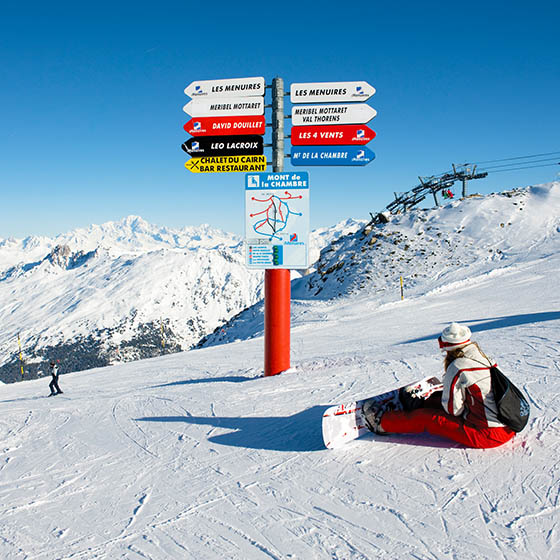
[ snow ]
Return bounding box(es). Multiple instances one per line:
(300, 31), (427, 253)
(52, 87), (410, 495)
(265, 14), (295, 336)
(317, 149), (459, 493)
(1, 184), (559, 558)
(0, 216), (361, 379)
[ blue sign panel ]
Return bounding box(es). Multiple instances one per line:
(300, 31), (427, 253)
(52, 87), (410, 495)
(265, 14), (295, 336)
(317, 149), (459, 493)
(245, 171), (309, 189)
(290, 146), (375, 166)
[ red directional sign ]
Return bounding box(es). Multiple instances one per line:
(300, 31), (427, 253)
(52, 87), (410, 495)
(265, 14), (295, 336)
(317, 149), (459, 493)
(184, 115), (266, 137)
(291, 124), (376, 146)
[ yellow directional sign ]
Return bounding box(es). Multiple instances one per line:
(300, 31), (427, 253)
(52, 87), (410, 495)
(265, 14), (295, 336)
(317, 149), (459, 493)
(185, 154), (267, 173)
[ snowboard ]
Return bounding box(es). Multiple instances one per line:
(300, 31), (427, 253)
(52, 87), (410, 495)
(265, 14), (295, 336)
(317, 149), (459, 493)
(322, 376), (443, 449)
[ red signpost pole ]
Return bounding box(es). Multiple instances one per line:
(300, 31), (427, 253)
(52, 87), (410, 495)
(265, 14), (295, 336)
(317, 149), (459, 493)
(264, 76), (290, 376)
(264, 269), (290, 376)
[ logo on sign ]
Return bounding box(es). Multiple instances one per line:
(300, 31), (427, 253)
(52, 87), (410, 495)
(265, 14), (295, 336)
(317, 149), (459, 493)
(193, 121), (202, 131)
(356, 129), (365, 139)
(352, 86), (369, 99)
(247, 175), (260, 188)
(289, 233), (298, 243)
(194, 86), (203, 95)
(191, 141), (200, 152)
(353, 149), (365, 162)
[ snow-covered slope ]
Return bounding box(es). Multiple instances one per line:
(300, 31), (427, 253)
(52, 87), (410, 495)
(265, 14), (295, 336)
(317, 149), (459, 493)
(0, 217), (259, 382)
(294, 183), (560, 301)
(0, 183), (558, 559)
(0, 216), (362, 383)
(201, 183), (560, 347)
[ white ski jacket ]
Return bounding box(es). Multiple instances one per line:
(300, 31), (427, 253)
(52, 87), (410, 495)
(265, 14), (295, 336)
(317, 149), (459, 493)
(442, 343), (505, 429)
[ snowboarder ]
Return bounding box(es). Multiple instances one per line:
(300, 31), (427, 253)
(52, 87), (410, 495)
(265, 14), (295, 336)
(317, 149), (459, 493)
(363, 322), (516, 448)
(48, 361), (63, 396)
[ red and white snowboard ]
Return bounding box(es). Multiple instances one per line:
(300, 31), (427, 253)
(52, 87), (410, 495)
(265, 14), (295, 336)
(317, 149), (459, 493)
(322, 376), (443, 449)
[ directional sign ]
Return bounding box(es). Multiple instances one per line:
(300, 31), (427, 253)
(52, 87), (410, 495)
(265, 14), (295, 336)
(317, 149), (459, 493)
(184, 116), (266, 137)
(185, 77), (265, 98)
(290, 81), (375, 103)
(291, 124), (376, 146)
(291, 104), (377, 126)
(182, 135), (264, 157)
(185, 155), (266, 173)
(291, 146), (375, 166)
(183, 97), (264, 117)
(245, 172), (309, 269)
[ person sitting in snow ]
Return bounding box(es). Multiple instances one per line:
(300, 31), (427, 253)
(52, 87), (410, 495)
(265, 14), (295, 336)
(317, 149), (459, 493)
(363, 322), (515, 448)
(48, 361), (63, 396)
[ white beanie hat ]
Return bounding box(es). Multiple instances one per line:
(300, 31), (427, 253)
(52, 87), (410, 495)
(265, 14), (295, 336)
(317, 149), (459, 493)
(438, 322), (472, 351)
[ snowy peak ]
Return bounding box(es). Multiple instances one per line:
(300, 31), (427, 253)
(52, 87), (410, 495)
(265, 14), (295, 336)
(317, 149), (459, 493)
(0, 216), (239, 270)
(294, 183), (560, 300)
(0, 215), (358, 383)
(201, 182), (560, 347)
(44, 245), (99, 270)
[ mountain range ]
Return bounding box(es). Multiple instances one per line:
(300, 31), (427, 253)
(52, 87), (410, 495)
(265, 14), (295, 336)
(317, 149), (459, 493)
(0, 216), (363, 382)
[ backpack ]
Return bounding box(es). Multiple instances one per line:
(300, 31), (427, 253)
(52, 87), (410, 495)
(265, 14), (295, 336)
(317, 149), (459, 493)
(489, 365), (530, 433)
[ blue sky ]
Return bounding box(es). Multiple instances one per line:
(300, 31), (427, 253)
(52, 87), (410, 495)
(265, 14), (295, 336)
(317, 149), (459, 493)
(1, 1), (559, 238)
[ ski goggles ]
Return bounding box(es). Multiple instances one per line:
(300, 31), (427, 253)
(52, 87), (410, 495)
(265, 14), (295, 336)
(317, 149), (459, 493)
(438, 336), (470, 350)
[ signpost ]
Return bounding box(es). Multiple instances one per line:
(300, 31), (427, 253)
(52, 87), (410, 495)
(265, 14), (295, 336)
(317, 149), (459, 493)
(291, 146), (375, 166)
(185, 155), (266, 173)
(184, 76), (265, 98)
(290, 124), (375, 146)
(184, 116), (266, 136)
(180, 75), (377, 378)
(290, 81), (375, 103)
(183, 97), (264, 117)
(245, 172), (309, 269)
(291, 104), (377, 126)
(182, 135), (264, 157)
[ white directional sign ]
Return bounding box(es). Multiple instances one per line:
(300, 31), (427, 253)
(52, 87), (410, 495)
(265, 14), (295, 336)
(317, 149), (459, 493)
(184, 76), (265, 98)
(290, 81), (375, 103)
(183, 97), (265, 117)
(291, 103), (377, 126)
(245, 172), (310, 269)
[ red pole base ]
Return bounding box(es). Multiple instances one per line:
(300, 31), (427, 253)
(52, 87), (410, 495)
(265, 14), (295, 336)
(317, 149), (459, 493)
(264, 269), (291, 376)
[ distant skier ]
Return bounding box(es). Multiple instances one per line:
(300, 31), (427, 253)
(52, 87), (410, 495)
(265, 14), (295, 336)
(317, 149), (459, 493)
(48, 361), (63, 396)
(363, 323), (515, 448)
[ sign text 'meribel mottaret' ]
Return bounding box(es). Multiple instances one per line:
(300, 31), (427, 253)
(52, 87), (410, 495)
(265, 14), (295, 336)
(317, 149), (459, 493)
(182, 135), (264, 157)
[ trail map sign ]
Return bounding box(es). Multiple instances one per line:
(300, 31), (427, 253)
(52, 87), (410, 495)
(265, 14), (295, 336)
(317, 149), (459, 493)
(184, 116), (266, 136)
(291, 146), (375, 166)
(185, 155), (266, 173)
(183, 97), (265, 117)
(245, 172), (309, 269)
(291, 104), (377, 126)
(291, 124), (376, 145)
(185, 77), (265, 98)
(182, 135), (264, 157)
(290, 81), (375, 103)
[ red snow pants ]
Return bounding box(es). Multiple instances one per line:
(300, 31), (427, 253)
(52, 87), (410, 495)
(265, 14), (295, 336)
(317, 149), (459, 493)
(380, 409), (515, 449)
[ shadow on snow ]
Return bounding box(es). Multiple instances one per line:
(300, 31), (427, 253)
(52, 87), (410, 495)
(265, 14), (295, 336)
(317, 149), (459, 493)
(136, 405), (328, 452)
(401, 311), (560, 345)
(150, 375), (258, 389)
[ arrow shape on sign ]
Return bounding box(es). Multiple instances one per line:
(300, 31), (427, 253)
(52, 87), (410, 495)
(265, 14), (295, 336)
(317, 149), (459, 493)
(183, 97), (265, 117)
(184, 77), (265, 98)
(290, 124), (376, 146)
(290, 81), (375, 103)
(182, 135), (264, 158)
(291, 104), (377, 126)
(184, 116), (266, 137)
(290, 146), (376, 166)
